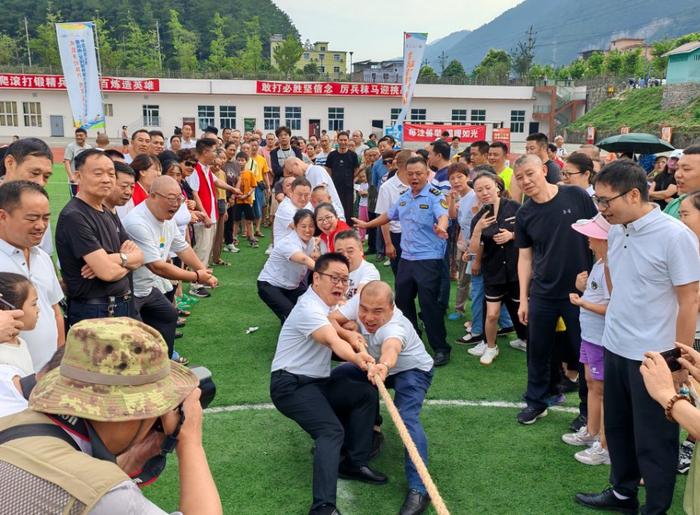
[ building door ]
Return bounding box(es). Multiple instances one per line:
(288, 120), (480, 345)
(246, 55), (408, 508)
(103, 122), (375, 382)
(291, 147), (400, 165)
(371, 120), (384, 130)
(50, 115), (64, 137)
(528, 121), (540, 134)
(182, 117), (196, 137)
(308, 119), (321, 139)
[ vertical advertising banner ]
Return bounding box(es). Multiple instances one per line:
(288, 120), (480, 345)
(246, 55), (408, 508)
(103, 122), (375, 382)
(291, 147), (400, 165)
(56, 22), (105, 130)
(492, 128), (511, 150)
(586, 126), (596, 144)
(661, 126), (672, 143)
(394, 32), (428, 129)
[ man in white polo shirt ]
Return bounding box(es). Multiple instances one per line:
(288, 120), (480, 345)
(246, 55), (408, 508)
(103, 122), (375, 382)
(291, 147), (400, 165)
(576, 160), (700, 514)
(123, 176), (218, 359)
(0, 181), (64, 371)
(272, 177), (312, 242)
(284, 157), (346, 220)
(270, 253), (386, 515)
(333, 230), (379, 299)
(375, 149), (411, 276)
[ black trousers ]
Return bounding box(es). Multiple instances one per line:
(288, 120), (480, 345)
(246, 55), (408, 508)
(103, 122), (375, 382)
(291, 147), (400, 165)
(396, 258), (450, 354)
(367, 212), (378, 253)
(224, 206), (235, 245)
(604, 349), (678, 513)
(257, 280), (307, 323)
(525, 296), (586, 413)
(134, 289), (178, 358)
(270, 370), (376, 510)
(387, 231), (402, 277)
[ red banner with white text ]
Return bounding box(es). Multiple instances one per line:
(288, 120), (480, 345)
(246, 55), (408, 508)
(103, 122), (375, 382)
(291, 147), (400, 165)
(256, 80), (401, 96)
(402, 123), (486, 143)
(0, 73), (160, 92)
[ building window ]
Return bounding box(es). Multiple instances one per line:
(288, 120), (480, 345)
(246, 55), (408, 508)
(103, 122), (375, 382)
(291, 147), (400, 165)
(285, 106), (301, 131)
(220, 105), (236, 129)
(383, 73), (389, 81)
(0, 101), (18, 127)
(410, 108), (427, 123)
(303, 52), (310, 60)
(142, 105), (159, 127)
(334, 54), (340, 61)
(390, 108), (401, 122)
(471, 109), (486, 124)
(319, 54), (325, 61)
(328, 107), (344, 131)
(452, 109), (468, 123)
(319, 66), (325, 73)
(264, 106), (281, 131)
(510, 110), (526, 133)
(103, 103), (113, 117)
(22, 102), (42, 127)
(333, 66), (340, 73)
(320, 46), (326, 51)
(197, 105), (215, 130)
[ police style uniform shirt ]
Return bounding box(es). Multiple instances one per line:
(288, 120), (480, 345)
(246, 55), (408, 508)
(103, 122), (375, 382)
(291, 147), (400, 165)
(347, 260), (380, 299)
(56, 197), (130, 300)
(0, 239), (63, 371)
(271, 287), (335, 378)
(375, 174), (409, 234)
(258, 231), (315, 290)
(122, 202), (189, 298)
(387, 183), (449, 261)
(469, 198), (520, 286)
(603, 206), (700, 361)
(339, 297), (433, 375)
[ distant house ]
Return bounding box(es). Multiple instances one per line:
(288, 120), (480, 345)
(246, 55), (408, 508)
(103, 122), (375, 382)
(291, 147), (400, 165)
(352, 60), (403, 83)
(663, 42), (700, 85)
(270, 35), (348, 79)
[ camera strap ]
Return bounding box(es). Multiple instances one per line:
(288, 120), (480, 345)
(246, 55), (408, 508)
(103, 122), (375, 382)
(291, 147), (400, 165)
(132, 405), (185, 488)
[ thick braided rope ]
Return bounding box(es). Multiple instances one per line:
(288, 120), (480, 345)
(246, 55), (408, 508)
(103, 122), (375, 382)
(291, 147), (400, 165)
(371, 365), (450, 515)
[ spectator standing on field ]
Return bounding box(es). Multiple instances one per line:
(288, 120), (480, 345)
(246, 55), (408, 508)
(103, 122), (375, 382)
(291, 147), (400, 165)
(64, 128), (92, 197)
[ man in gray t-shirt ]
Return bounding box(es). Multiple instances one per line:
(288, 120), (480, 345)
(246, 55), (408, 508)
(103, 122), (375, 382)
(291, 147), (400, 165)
(331, 281), (434, 515)
(64, 128), (92, 197)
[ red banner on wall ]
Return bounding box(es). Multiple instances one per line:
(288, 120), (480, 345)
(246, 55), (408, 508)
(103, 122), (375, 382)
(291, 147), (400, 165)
(492, 128), (511, 149)
(256, 80), (401, 96)
(402, 123), (486, 143)
(0, 73), (160, 92)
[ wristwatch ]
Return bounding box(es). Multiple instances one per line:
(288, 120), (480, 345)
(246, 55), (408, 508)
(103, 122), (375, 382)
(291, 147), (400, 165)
(119, 252), (128, 268)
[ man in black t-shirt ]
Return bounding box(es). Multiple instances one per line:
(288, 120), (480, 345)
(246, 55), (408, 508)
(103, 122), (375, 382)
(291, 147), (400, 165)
(525, 133), (561, 184)
(55, 149), (144, 327)
(513, 154), (596, 425)
(325, 131), (359, 225)
(649, 165), (677, 210)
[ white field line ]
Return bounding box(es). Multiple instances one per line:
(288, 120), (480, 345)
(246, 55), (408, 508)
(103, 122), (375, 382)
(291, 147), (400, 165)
(204, 399), (578, 415)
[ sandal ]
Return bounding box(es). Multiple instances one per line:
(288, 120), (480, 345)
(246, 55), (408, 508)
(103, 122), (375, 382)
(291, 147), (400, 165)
(173, 355), (190, 366)
(254, 231), (264, 238)
(213, 259), (231, 266)
(178, 308), (191, 317)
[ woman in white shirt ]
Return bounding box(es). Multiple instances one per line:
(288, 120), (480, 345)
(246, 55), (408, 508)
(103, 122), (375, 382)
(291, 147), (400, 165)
(258, 209), (320, 323)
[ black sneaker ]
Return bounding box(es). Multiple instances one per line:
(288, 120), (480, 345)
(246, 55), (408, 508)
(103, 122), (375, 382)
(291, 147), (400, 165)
(309, 503), (342, 515)
(560, 376), (579, 393)
(569, 413), (587, 432)
(497, 326), (515, 335)
(679, 439), (695, 474)
(517, 406), (548, 425)
(455, 332), (484, 345)
(189, 286), (211, 298)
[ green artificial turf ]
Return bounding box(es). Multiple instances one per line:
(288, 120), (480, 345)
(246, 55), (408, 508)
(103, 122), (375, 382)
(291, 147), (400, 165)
(43, 167), (687, 514)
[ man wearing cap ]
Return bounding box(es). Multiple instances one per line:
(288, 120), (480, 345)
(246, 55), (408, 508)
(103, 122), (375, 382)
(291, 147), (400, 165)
(0, 317), (221, 514)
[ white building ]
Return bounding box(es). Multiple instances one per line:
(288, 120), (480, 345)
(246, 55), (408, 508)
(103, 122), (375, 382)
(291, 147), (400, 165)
(0, 73), (559, 144)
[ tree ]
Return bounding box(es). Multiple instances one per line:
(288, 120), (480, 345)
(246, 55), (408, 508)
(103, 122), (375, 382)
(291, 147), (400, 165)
(603, 50), (624, 76)
(302, 62), (319, 75)
(167, 9), (199, 72)
(121, 15), (160, 72)
(583, 52), (604, 78)
(93, 17), (124, 70)
(622, 48), (643, 77)
(235, 17), (265, 73)
(207, 13), (234, 71)
(29, 3), (61, 67)
(273, 33), (303, 77)
(418, 64), (438, 81)
(441, 59), (466, 80)
(473, 49), (511, 84)
(0, 33), (20, 66)
(528, 63), (555, 80)
(510, 27), (536, 79)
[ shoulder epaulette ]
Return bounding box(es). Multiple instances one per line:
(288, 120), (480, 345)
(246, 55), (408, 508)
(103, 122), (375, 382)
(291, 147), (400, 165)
(429, 187), (441, 195)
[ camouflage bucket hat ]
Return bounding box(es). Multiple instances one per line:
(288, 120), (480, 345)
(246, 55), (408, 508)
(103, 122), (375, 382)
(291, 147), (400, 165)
(29, 317), (198, 422)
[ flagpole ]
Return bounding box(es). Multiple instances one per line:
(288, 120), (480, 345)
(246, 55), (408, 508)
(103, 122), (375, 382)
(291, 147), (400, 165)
(92, 20), (107, 134)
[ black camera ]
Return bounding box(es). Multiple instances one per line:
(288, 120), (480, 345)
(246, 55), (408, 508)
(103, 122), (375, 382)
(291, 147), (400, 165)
(190, 366), (216, 409)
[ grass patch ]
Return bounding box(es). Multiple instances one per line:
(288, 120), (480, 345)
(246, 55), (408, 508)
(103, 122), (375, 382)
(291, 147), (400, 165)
(43, 167), (688, 514)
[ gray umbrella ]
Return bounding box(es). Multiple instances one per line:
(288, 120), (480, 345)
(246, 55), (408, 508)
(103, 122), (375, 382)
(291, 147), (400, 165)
(596, 133), (675, 154)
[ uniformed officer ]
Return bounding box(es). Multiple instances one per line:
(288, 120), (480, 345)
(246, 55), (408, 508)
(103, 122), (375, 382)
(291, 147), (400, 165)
(269, 252), (387, 515)
(354, 156), (451, 366)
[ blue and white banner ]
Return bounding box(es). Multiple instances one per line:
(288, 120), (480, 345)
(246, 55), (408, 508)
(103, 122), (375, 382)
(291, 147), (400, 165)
(395, 32), (428, 126)
(56, 22), (105, 130)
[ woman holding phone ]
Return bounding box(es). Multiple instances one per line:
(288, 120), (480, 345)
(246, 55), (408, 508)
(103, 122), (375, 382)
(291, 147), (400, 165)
(467, 171), (527, 365)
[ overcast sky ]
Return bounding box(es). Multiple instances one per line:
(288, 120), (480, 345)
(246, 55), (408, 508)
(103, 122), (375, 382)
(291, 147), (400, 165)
(272, 0), (524, 62)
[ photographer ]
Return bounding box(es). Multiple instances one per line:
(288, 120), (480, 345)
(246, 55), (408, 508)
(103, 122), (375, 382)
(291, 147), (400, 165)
(0, 317), (221, 515)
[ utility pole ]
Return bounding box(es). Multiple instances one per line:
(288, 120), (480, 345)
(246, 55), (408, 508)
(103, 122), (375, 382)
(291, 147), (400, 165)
(24, 17), (32, 67)
(438, 50), (448, 74)
(155, 20), (162, 70)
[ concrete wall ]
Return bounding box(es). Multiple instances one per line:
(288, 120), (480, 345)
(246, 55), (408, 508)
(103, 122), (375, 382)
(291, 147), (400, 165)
(661, 82), (700, 109)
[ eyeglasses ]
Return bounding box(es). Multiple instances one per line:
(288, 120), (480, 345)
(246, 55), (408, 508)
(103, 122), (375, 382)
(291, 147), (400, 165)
(591, 190), (630, 209)
(317, 215), (336, 224)
(561, 171), (584, 178)
(318, 272), (349, 286)
(153, 192), (185, 205)
(184, 160), (196, 167)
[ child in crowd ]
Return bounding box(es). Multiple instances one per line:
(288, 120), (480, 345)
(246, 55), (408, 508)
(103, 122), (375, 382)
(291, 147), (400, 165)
(0, 273), (39, 375)
(310, 185), (332, 209)
(561, 213), (611, 465)
(233, 152), (258, 248)
(354, 169), (369, 240)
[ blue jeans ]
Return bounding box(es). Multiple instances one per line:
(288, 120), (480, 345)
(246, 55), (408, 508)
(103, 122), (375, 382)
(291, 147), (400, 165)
(469, 273), (512, 335)
(67, 298), (133, 328)
(331, 363), (434, 494)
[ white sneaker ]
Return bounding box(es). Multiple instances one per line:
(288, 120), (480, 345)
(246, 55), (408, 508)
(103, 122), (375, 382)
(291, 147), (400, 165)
(231, 244), (241, 253)
(575, 441), (611, 465)
(562, 426), (598, 447)
(265, 244), (273, 255)
(509, 338), (527, 352)
(480, 345), (499, 365)
(383, 259), (391, 266)
(468, 341), (488, 357)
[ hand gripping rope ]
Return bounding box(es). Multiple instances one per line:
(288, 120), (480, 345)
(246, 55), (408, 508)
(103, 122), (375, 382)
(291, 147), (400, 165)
(367, 363), (450, 515)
